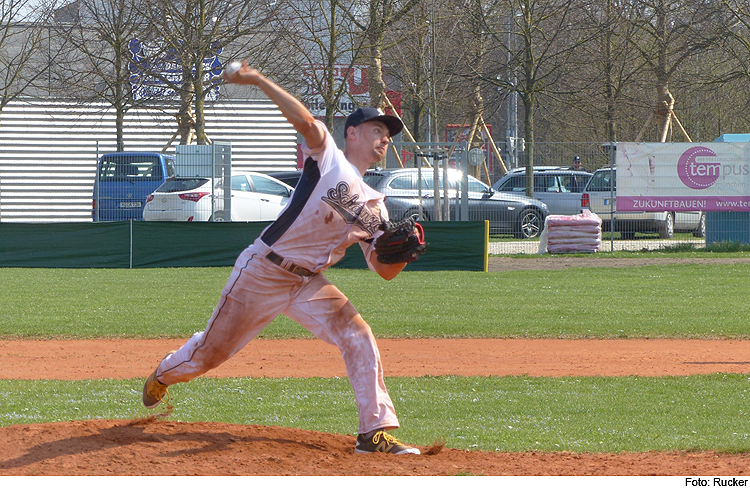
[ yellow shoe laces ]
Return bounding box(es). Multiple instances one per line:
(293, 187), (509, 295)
(371, 431), (403, 450)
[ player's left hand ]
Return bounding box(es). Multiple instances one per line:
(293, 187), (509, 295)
(374, 218), (427, 264)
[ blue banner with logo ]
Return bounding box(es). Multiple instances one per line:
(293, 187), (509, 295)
(129, 38), (223, 101)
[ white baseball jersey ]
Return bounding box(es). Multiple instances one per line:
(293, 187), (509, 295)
(259, 123), (389, 272)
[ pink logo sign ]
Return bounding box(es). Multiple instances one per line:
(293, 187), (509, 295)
(677, 146), (720, 189)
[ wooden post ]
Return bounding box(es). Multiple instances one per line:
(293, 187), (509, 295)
(480, 117), (508, 174)
(634, 112), (654, 142)
(390, 143), (405, 168)
(670, 110), (692, 142)
(382, 93), (432, 169)
(634, 110), (692, 143)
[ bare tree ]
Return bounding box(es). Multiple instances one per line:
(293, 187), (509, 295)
(704, 1), (750, 136)
(386, 0), (469, 143)
(51, 0), (150, 151)
(270, 0), (364, 132)
(571, 0), (648, 142)
(627, 0), (724, 142)
(481, 0), (583, 198)
(139, 0), (280, 144)
(451, 0), (500, 179)
(342, 0), (422, 110)
(387, 6), (430, 141)
(0, 0), (58, 124)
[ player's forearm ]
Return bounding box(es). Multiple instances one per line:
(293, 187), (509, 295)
(369, 250), (407, 280)
(225, 62), (325, 149)
(254, 75), (325, 150)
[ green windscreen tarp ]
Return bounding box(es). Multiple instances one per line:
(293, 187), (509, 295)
(0, 221), (485, 271)
(334, 221), (484, 271)
(132, 221), (269, 268)
(0, 222), (131, 268)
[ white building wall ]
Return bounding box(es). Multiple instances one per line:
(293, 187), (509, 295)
(0, 97), (299, 222)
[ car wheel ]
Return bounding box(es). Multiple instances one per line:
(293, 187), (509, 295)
(658, 212), (674, 239)
(517, 208), (543, 239)
(403, 207), (429, 222)
(209, 210), (229, 222)
(693, 212), (706, 238)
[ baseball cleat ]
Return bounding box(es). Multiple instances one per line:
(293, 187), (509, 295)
(354, 430), (421, 455)
(142, 351), (175, 408)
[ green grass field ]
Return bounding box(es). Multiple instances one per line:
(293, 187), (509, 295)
(1, 258), (749, 339)
(1, 254), (749, 452)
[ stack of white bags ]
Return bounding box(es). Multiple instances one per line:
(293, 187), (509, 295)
(538, 209), (602, 254)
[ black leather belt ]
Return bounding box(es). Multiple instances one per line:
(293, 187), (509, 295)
(265, 251), (314, 277)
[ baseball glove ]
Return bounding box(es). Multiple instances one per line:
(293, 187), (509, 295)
(375, 218), (427, 264)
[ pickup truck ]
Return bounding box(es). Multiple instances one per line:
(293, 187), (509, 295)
(581, 167), (705, 239)
(92, 152), (176, 221)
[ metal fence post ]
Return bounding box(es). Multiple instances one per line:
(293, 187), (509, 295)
(461, 141), (469, 221)
(129, 219), (133, 269)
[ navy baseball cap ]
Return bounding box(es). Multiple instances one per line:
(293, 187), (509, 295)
(573, 156), (581, 162)
(345, 107), (404, 138)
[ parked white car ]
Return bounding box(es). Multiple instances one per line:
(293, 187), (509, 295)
(143, 172), (293, 222)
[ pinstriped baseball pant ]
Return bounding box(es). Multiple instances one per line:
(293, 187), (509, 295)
(155, 240), (400, 434)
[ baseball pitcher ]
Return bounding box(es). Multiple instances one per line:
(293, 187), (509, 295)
(142, 61), (426, 455)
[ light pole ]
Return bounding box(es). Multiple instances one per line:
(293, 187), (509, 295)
(506, 13), (518, 170)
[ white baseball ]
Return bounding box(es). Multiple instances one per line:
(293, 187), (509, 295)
(225, 61), (242, 77)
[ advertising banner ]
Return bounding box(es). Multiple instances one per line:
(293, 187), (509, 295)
(301, 64), (401, 118)
(616, 142), (750, 212)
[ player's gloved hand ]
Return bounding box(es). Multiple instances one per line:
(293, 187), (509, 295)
(374, 218), (427, 264)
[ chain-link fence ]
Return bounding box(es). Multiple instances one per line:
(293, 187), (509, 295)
(386, 141), (750, 254)
(8, 135), (749, 255)
(91, 143), (296, 223)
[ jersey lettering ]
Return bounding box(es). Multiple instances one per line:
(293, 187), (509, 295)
(321, 181), (381, 236)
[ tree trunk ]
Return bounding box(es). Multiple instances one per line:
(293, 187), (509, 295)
(114, 49), (125, 151)
(176, 77), (194, 145)
(194, 59), (208, 145)
(603, 6), (617, 143)
(654, 3), (672, 143)
(115, 106), (125, 152)
(468, 88), (484, 179)
(655, 83), (674, 143)
(467, 0), (485, 179)
(368, 40), (385, 109)
(367, 0), (388, 110)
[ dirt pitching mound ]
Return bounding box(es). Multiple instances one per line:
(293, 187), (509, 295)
(2, 418), (749, 476)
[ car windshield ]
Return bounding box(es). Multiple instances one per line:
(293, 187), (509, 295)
(499, 172), (590, 193)
(165, 158), (176, 178)
(558, 173), (590, 192)
(155, 178), (209, 192)
(363, 172), (385, 188)
(587, 170), (615, 191)
(248, 174), (291, 196)
(99, 156), (165, 182)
